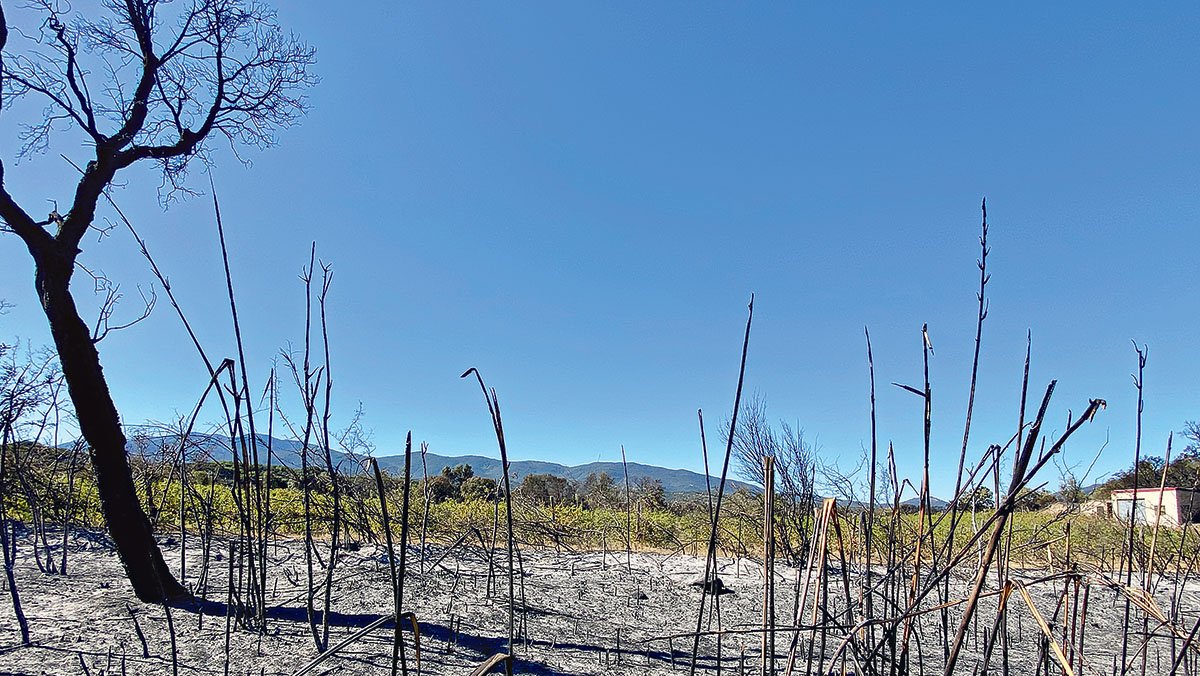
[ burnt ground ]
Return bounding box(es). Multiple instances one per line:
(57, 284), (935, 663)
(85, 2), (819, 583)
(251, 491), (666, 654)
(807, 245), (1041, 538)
(0, 528), (1195, 675)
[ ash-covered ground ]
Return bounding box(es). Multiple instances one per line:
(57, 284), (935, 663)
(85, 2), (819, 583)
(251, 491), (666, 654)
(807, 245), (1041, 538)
(0, 528), (1194, 675)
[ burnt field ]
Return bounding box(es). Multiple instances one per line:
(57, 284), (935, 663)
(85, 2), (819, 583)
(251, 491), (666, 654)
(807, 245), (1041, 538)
(1, 528), (1195, 675)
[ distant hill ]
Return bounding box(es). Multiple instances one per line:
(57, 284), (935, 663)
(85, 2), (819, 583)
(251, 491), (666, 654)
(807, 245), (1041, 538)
(381, 454), (758, 495)
(126, 432), (317, 470)
(900, 496), (950, 511)
(124, 432), (757, 495)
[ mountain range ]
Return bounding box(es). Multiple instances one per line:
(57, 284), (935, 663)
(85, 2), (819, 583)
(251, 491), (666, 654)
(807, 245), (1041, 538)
(125, 432), (758, 495)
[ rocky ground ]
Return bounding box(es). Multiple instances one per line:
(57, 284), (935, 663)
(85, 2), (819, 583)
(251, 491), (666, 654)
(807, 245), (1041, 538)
(0, 528), (1194, 675)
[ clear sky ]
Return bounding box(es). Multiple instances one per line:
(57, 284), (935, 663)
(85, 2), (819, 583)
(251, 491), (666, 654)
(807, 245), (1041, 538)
(1, 3), (1197, 498)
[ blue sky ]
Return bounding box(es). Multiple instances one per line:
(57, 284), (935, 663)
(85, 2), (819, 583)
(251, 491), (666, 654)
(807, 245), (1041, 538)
(1, 3), (1197, 498)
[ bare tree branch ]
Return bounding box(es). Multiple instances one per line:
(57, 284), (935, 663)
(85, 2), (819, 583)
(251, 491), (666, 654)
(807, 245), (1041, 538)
(1, 0), (317, 253)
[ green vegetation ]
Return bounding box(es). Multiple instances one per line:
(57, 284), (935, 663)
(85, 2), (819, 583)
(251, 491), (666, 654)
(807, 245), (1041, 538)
(5, 442), (1198, 572)
(1091, 430), (1200, 499)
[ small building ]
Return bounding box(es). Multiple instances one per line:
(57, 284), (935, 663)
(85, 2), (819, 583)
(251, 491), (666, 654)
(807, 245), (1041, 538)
(1079, 499), (1112, 518)
(1110, 487), (1200, 527)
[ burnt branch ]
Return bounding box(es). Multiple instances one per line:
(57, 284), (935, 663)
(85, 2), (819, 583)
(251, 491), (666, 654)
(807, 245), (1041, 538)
(0, 0), (317, 255)
(91, 283), (157, 343)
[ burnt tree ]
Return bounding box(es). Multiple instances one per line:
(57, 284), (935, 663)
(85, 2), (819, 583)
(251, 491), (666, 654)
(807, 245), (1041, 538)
(0, 0), (315, 601)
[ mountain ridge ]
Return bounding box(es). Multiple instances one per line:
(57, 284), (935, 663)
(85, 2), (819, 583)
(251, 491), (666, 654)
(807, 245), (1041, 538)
(125, 432), (758, 495)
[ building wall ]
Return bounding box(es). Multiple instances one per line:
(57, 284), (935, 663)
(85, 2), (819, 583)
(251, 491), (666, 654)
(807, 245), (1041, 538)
(1110, 489), (1200, 528)
(1175, 490), (1200, 526)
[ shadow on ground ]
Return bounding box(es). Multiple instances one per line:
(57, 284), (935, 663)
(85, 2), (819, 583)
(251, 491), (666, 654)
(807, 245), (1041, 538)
(168, 598), (598, 675)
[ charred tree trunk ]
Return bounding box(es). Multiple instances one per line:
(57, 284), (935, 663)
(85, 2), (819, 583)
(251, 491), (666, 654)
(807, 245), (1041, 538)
(34, 255), (188, 603)
(1, 0), (312, 605)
